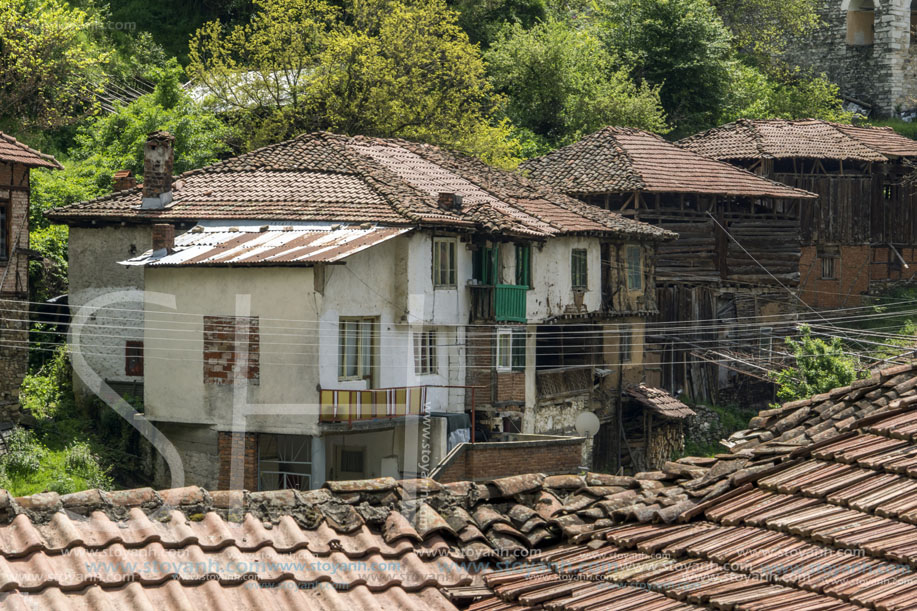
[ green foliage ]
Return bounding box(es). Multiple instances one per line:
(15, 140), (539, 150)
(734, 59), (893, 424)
(2, 348), (114, 496)
(721, 63), (852, 124)
(189, 0), (521, 166)
(30, 59), (231, 226)
(772, 325), (859, 403)
(597, 0), (734, 135)
(0, 0), (109, 131)
(486, 19), (667, 149)
(710, 0), (820, 59)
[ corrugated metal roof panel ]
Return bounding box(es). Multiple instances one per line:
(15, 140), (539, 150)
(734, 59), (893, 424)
(121, 221), (412, 267)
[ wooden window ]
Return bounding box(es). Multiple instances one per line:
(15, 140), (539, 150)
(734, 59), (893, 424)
(413, 329), (437, 375)
(496, 327), (526, 372)
(626, 245), (643, 291)
(0, 198), (8, 260)
(335, 446), (365, 479)
(472, 244), (496, 284)
(433, 237), (456, 287)
(339, 317), (375, 381)
(511, 328), (526, 371)
(821, 256), (837, 280)
(571, 249), (588, 290)
(515, 244), (532, 288)
(125, 341), (144, 376)
(620, 327), (633, 364)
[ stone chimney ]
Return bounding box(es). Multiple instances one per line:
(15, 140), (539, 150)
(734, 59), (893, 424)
(113, 170), (136, 192)
(151, 224), (174, 253)
(141, 131), (175, 209)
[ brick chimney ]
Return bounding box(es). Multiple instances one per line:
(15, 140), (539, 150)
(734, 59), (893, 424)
(151, 224), (174, 252)
(141, 131), (175, 209)
(113, 170), (136, 192)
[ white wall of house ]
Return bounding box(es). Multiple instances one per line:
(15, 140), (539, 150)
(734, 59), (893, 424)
(68, 225), (152, 405)
(527, 237), (603, 318)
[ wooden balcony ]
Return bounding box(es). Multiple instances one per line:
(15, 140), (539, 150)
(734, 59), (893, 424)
(468, 284), (527, 322)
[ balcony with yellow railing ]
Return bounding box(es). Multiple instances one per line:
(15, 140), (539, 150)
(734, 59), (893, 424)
(319, 385), (480, 426)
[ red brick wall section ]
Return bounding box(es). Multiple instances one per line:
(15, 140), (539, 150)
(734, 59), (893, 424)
(203, 316), (260, 385)
(217, 431), (258, 490)
(496, 372), (525, 403)
(799, 245), (871, 309)
(465, 326), (493, 409)
(435, 439), (584, 483)
(870, 246), (917, 284)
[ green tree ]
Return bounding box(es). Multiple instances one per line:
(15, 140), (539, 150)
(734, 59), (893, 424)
(597, 0), (734, 135)
(710, 0), (820, 59)
(31, 59), (232, 229)
(722, 63), (852, 124)
(486, 19), (667, 152)
(772, 325), (859, 403)
(0, 0), (109, 131)
(189, 0), (520, 166)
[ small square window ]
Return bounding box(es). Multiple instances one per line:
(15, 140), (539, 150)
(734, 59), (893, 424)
(433, 238), (457, 287)
(571, 249), (588, 290)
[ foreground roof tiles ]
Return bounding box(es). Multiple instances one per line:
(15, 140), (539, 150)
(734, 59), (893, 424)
(519, 127), (817, 198)
(47, 132), (672, 241)
(679, 118), (917, 162)
(0, 132), (63, 170)
(470, 368), (917, 610)
(7, 362), (917, 609)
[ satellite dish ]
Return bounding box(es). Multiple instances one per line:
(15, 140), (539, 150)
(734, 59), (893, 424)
(575, 412), (600, 437)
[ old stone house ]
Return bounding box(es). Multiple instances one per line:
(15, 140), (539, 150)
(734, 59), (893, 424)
(0, 133), (62, 421)
(783, 0), (917, 115)
(51, 130), (678, 488)
(521, 127), (818, 405)
(681, 118), (917, 309)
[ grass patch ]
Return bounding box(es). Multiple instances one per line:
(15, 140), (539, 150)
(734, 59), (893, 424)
(864, 118), (917, 140)
(1, 347), (125, 497)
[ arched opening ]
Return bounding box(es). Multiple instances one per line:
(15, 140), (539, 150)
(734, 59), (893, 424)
(846, 0), (876, 46)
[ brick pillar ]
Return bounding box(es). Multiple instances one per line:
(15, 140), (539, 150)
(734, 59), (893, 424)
(218, 431), (258, 490)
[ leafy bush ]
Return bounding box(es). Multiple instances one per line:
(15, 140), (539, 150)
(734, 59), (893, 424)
(772, 325), (860, 403)
(2, 429), (45, 476)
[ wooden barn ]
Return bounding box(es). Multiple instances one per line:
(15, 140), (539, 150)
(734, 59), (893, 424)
(521, 127), (817, 404)
(680, 119), (917, 309)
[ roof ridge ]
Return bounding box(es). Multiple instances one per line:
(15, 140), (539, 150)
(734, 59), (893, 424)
(0, 131), (63, 170)
(597, 128), (650, 192)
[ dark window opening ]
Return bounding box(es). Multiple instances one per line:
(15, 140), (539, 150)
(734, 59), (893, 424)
(125, 341), (144, 376)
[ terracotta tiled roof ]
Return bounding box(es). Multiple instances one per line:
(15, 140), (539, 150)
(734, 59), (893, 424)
(626, 384), (696, 419)
(469, 370), (917, 610)
(679, 118), (917, 162)
(519, 127), (817, 199)
(47, 132), (673, 241)
(8, 365), (917, 608)
(0, 132), (62, 169)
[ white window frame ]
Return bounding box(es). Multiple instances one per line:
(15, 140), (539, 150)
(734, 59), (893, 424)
(620, 326), (633, 364)
(433, 237), (457, 288)
(339, 317), (375, 381)
(626, 245), (643, 291)
(496, 328), (513, 372)
(413, 329), (438, 376)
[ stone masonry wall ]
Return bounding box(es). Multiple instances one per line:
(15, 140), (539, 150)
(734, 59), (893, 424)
(783, 0), (913, 115)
